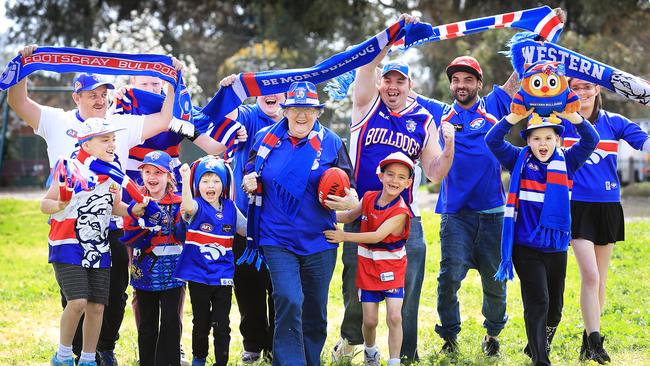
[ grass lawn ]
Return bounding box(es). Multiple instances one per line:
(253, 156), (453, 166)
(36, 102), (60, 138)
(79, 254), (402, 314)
(1, 198), (649, 365)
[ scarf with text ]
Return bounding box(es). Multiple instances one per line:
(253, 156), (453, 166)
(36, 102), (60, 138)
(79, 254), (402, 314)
(326, 6), (563, 100)
(0, 47), (195, 136)
(495, 147), (571, 281)
(508, 33), (650, 106)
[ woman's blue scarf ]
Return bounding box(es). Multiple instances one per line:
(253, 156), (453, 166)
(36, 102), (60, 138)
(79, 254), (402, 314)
(495, 147), (571, 281)
(238, 119), (324, 270)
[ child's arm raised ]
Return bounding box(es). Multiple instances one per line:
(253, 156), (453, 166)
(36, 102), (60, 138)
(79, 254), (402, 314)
(324, 214), (407, 244)
(40, 182), (69, 214)
(179, 163), (198, 218)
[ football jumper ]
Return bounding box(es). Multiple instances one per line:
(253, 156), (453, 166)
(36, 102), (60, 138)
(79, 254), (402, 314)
(175, 198), (236, 286)
(562, 110), (650, 202)
(48, 159), (118, 269)
(123, 192), (185, 291)
(349, 96), (432, 216)
(356, 191), (411, 291)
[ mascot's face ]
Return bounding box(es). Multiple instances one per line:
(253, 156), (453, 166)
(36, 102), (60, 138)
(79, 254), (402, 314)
(522, 68), (567, 98)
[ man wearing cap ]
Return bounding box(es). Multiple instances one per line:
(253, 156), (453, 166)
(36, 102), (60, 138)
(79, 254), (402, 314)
(7, 44), (185, 365)
(333, 14), (455, 363)
(415, 55), (519, 356)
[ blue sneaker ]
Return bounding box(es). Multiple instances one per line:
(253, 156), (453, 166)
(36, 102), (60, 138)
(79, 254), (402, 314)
(191, 358), (206, 366)
(78, 361), (98, 366)
(51, 353), (75, 366)
(97, 350), (118, 366)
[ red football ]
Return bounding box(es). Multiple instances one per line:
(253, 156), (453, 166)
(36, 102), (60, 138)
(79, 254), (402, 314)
(318, 167), (350, 207)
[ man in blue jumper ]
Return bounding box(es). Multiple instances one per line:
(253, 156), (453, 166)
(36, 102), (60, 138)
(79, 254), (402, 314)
(417, 55), (519, 356)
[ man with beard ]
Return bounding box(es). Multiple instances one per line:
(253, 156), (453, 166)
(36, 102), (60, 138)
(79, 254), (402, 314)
(416, 56), (518, 356)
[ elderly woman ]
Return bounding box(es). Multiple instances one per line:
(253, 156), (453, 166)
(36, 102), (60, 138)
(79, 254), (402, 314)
(242, 81), (357, 366)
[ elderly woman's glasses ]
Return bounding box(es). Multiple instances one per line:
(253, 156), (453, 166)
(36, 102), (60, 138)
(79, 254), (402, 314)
(285, 107), (321, 116)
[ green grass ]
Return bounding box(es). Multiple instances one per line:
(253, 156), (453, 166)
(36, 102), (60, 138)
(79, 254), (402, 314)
(1, 198), (649, 365)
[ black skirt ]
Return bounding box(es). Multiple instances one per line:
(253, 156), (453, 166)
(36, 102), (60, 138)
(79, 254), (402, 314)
(570, 201), (625, 244)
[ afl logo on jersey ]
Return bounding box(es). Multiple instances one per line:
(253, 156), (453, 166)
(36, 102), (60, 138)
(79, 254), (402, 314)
(405, 119), (416, 133)
(66, 129), (78, 138)
(469, 118), (485, 130)
(200, 223), (213, 232)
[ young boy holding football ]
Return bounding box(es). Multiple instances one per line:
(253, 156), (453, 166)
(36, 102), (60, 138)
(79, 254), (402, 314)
(324, 152), (414, 366)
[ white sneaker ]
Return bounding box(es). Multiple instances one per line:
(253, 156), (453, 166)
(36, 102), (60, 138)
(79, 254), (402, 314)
(364, 349), (381, 366)
(332, 338), (359, 362)
(180, 346), (190, 366)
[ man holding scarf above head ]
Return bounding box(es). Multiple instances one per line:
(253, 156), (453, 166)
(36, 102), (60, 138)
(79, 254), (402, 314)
(7, 44), (185, 366)
(333, 14), (456, 364)
(242, 81), (358, 366)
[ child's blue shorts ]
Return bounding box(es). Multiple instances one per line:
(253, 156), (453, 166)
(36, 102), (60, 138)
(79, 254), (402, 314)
(358, 288), (404, 303)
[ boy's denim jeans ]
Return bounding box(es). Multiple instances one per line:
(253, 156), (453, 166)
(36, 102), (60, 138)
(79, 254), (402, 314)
(263, 246), (337, 366)
(435, 211), (508, 339)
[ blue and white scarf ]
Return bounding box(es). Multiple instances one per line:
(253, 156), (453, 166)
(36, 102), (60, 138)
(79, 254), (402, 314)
(508, 33), (650, 106)
(238, 119), (324, 269)
(0, 47), (195, 136)
(495, 147), (571, 281)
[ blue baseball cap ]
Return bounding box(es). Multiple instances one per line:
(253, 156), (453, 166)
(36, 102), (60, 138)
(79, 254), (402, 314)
(73, 73), (115, 93)
(280, 81), (325, 109)
(138, 150), (173, 173)
(381, 61), (410, 79)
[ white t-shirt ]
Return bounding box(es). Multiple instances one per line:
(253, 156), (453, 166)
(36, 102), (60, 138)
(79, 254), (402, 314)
(36, 106), (145, 170)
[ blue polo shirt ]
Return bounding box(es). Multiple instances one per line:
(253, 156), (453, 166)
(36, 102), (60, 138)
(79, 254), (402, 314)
(232, 104), (277, 214)
(417, 85), (512, 214)
(249, 124), (353, 256)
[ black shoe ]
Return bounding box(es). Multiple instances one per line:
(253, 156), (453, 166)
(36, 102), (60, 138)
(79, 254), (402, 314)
(523, 343), (532, 359)
(587, 332), (611, 364)
(482, 336), (500, 357)
(579, 330), (589, 361)
(441, 337), (459, 354)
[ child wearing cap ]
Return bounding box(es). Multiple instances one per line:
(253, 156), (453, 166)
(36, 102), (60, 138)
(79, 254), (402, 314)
(176, 156), (246, 366)
(324, 152), (414, 366)
(485, 109), (599, 366)
(41, 118), (149, 366)
(120, 150), (185, 366)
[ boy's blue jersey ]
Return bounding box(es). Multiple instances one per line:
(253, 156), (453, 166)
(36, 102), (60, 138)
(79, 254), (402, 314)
(349, 96), (433, 216)
(231, 104), (276, 214)
(417, 86), (511, 214)
(175, 198), (236, 286)
(562, 110), (650, 202)
(252, 126), (345, 256)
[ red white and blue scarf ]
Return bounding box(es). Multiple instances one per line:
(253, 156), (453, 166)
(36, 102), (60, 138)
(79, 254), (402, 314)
(51, 149), (164, 230)
(0, 47), (194, 136)
(495, 147), (571, 281)
(239, 119), (324, 269)
(325, 6), (564, 100)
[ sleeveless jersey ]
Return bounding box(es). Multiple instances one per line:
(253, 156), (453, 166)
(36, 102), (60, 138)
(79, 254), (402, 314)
(356, 191), (411, 291)
(349, 96), (432, 216)
(175, 197), (236, 286)
(48, 159), (118, 269)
